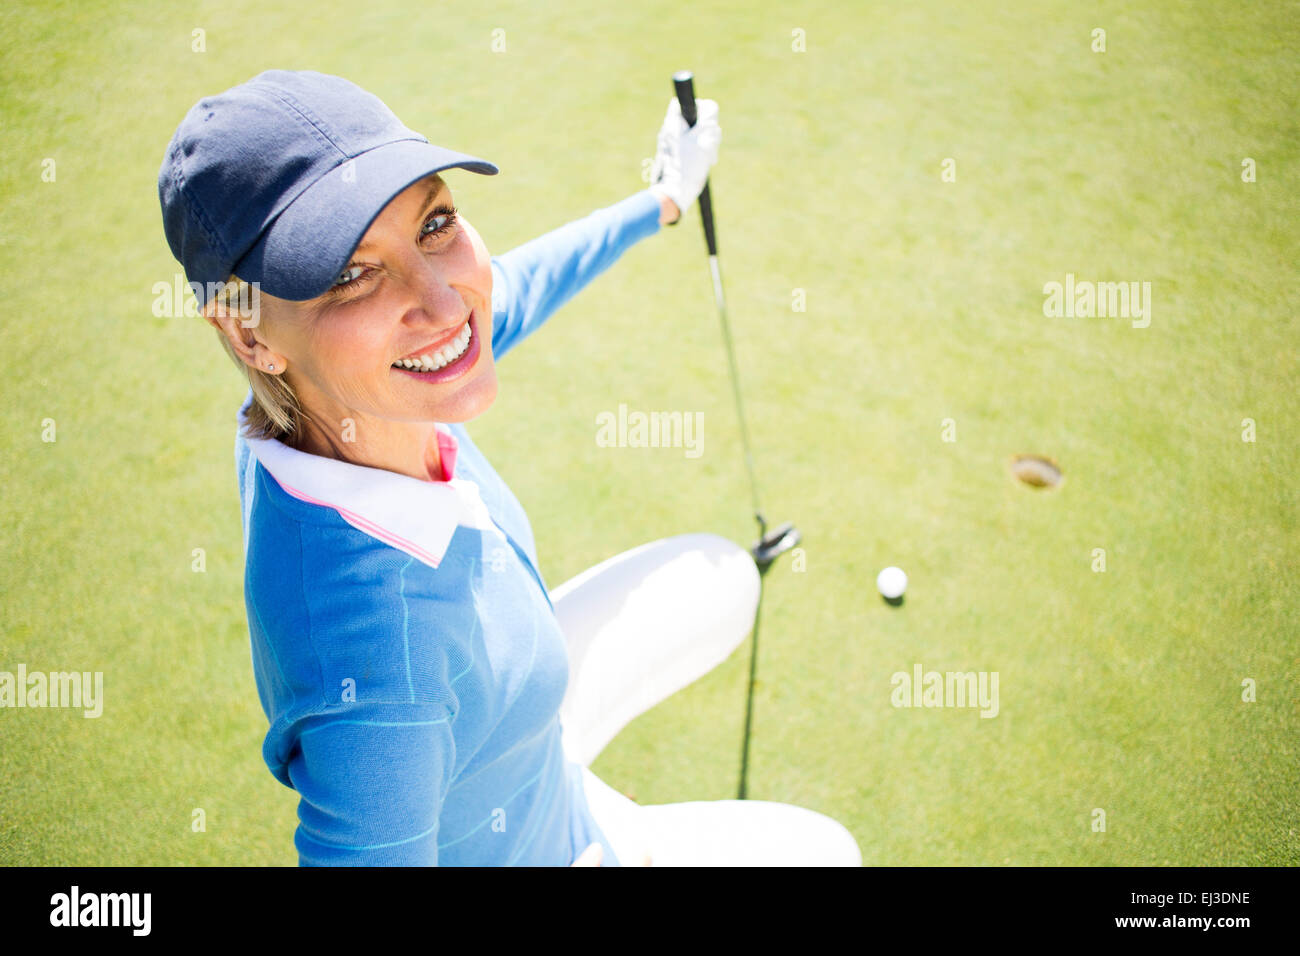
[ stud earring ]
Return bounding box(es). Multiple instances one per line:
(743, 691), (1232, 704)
(267, 363), (276, 371)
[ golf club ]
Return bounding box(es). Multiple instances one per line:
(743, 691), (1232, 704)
(671, 70), (801, 799)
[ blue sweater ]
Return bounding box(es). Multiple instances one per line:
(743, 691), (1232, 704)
(234, 188), (663, 865)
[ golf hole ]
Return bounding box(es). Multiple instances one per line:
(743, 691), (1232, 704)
(1010, 455), (1063, 489)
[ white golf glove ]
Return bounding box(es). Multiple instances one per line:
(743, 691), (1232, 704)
(649, 97), (721, 223)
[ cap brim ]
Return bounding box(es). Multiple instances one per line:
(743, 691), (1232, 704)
(233, 139), (498, 301)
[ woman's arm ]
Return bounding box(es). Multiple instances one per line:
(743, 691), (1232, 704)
(286, 699), (456, 866)
(489, 188), (663, 362)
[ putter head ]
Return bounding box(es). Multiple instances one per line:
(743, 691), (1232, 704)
(751, 521), (800, 572)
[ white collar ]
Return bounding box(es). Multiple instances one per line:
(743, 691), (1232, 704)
(239, 395), (498, 570)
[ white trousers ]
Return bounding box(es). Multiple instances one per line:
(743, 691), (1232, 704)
(550, 532), (862, 866)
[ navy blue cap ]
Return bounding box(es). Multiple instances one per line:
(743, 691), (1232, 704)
(158, 69), (498, 309)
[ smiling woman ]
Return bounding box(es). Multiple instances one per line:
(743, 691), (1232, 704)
(202, 168), (498, 483)
(160, 68), (859, 867)
(204, 175), (477, 447)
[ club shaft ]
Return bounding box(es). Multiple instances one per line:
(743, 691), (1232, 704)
(709, 254), (764, 525)
(736, 577), (764, 800)
(675, 70), (774, 803)
(675, 69), (766, 530)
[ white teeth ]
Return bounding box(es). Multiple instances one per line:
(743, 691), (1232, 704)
(393, 320), (472, 372)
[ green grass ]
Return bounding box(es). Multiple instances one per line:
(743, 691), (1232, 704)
(1, 0), (1296, 865)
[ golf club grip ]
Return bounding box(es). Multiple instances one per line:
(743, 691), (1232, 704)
(672, 71), (718, 256)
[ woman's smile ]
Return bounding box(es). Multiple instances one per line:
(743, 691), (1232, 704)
(394, 312), (473, 366)
(390, 309), (482, 383)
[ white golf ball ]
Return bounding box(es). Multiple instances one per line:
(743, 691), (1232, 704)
(877, 566), (907, 600)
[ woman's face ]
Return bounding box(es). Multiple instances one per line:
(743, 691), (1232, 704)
(246, 172), (498, 432)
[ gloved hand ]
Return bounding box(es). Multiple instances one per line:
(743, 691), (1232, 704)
(649, 97), (720, 224)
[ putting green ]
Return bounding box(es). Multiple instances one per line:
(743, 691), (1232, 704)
(0, 0), (1295, 865)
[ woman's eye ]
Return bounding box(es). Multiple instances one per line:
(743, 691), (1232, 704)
(421, 207), (459, 239)
(334, 265), (365, 287)
(328, 207), (457, 297)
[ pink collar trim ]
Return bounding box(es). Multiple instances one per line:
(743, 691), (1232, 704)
(433, 425), (459, 482)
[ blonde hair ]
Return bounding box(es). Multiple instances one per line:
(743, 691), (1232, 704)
(204, 275), (312, 445)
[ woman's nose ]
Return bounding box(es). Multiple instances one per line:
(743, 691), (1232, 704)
(399, 250), (468, 322)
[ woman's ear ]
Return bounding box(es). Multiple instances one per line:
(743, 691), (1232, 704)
(205, 298), (251, 355)
(206, 297), (282, 373)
